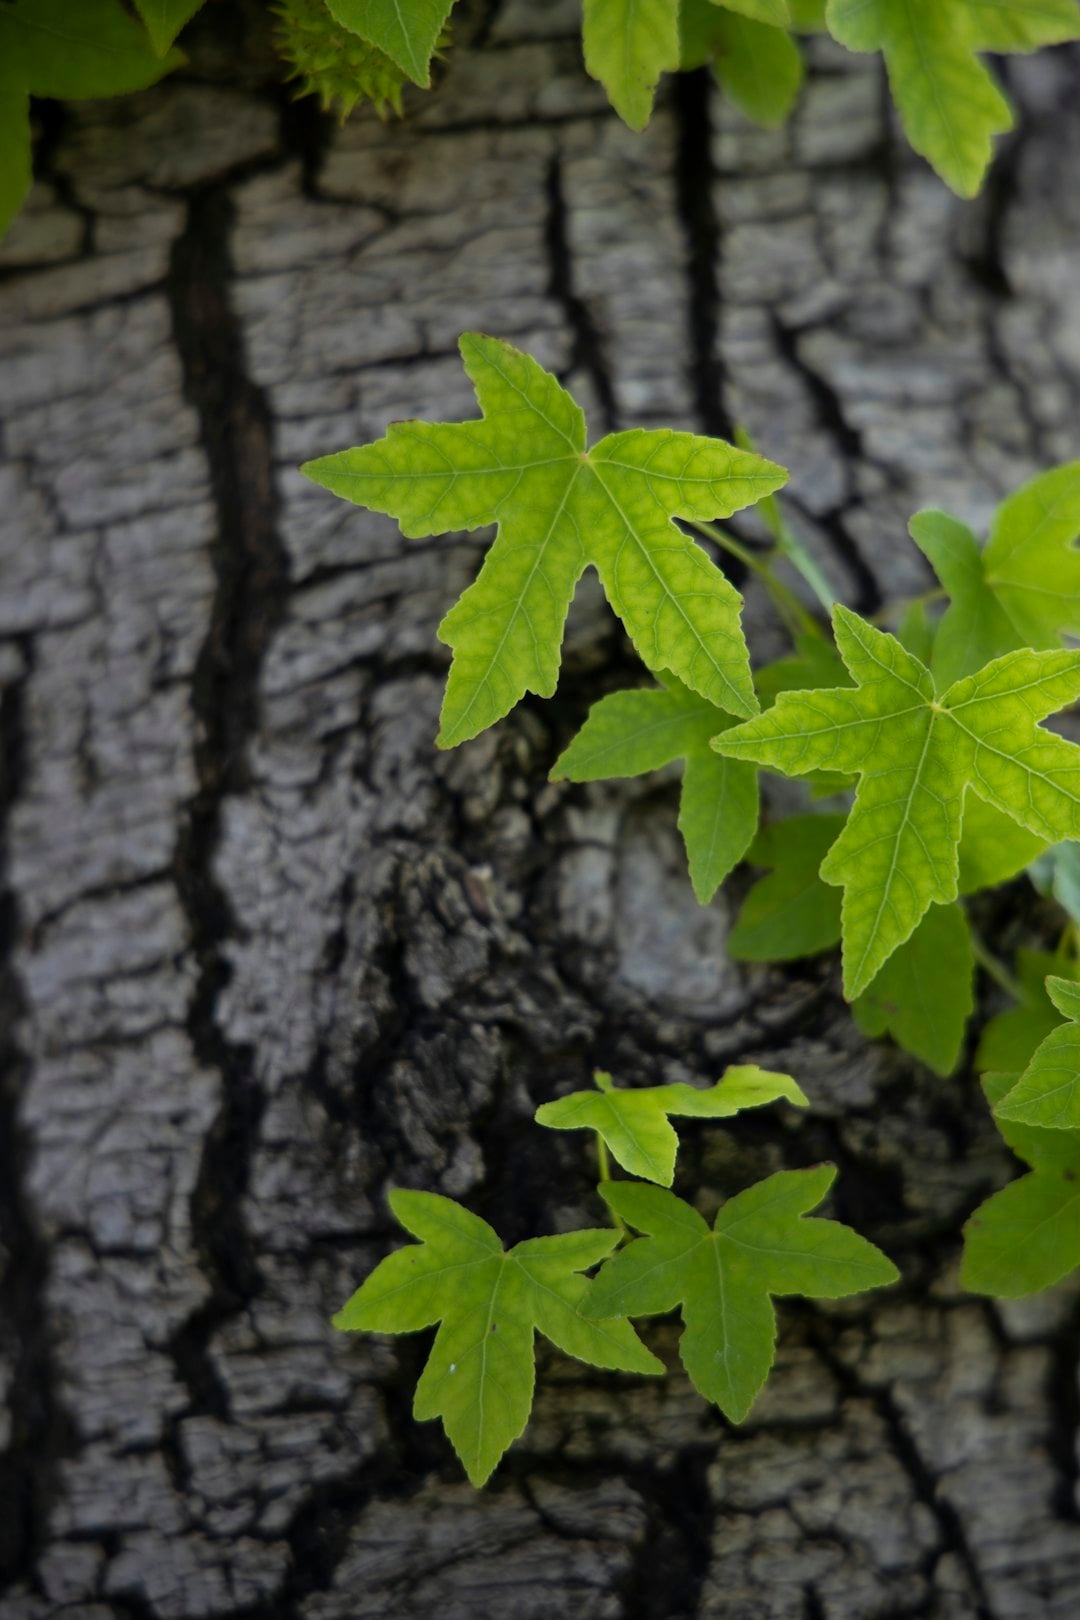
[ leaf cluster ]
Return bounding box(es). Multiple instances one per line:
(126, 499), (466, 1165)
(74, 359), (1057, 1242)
(336, 1067), (895, 1484)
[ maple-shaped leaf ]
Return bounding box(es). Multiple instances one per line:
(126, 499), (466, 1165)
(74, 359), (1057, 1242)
(956, 793), (1048, 894)
(334, 1191), (661, 1486)
(961, 1073), (1080, 1298)
(133, 0), (204, 53)
(325, 0), (457, 87)
(853, 901), (974, 1077)
(911, 463), (1080, 690)
(826, 0), (1077, 196)
(303, 335), (784, 747)
(993, 977), (1080, 1129)
(550, 677), (758, 904)
(728, 814), (844, 962)
(680, 0), (804, 127)
(536, 1066), (807, 1186)
(583, 0), (680, 130)
(585, 1169), (897, 1420)
(977, 949), (1080, 1074)
(712, 605), (1080, 999)
(0, 0), (181, 239)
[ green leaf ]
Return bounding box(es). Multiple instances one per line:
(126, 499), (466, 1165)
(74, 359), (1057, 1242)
(550, 679), (758, 903)
(0, 0), (183, 100)
(303, 334), (785, 748)
(709, 9), (805, 126)
(0, 56), (31, 242)
(727, 814), (845, 962)
(826, 0), (1013, 196)
(719, 0), (793, 23)
(0, 0), (181, 241)
(852, 901), (974, 1076)
(753, 632), (851, 709)
(994, 976), (1080, 1128)
(963, 0), (1080, 51)
(132, 0), (205, 54)
(324, 0), (457, 86)
(586, 1169), (897, 1420)
(895, 599), (936, 666)
(713, 606), (1080, 998)
(334, 1190), (661, 1486)
(583, 0), (681, 130)
(911, 465), (1080, 688)
(961, 1073), (1080, 1297)
(536, 1065), (808, 1185)
(789, 0), (828, 26)
(956, 793), (1048, 895)
(977, 949), (1080, 1073)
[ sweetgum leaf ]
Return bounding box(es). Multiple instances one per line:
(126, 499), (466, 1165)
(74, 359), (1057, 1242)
(962, 1073), (1080, 1297)
(720, 0), (793, 23)
(0, 0), (183, 99)
(586, 1169), (897, 1419)
(325, 0), (457, 86)
(826, 0), (1014, 196)
(334, 1191), (661, 1486)
(582, 0), (680, 129)
(964, 0), (1080, 50)
(133, 0), (205, 53)
(0, 57), (31, 241)
(0, 0), (181, 239)
(994, 977), (1080, 1128)
(911, 463), (1080, 688)
(977, 949), (1080, 1073)
(550, 678), (758, 903)
(852, 901), (974, 1076)
(956, 793), (1047, 894)
(709, 8), (805, 126)
(713, 606), (1080, 998)
(303, 334), (785, 747)
(727, 814), (844, 962)
(535, 1066), (807, 1185)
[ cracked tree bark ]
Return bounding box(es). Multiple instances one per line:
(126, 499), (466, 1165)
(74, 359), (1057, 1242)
(2, 5), (1080, 1616)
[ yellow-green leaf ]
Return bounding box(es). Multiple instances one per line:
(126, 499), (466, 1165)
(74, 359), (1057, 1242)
(304, 334), (786, 748)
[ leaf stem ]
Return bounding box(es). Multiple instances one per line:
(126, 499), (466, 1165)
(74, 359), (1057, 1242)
(968, 923), (1023, 1001)
(594, 1135), (626, 1234)
(684, 518), (822, 643)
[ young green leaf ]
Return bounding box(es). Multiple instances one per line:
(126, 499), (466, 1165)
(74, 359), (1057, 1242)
(535, 1065), (808, 1185)
(961, 1073), (1080, 1298)
(133, 0), (205, 54)
(335, 1191), (661, 1486)
(977, 949), (1080, 1074)
(713, 605), (1080, 998)
(722, 0), (793, 23)
(586, 1169), (897, 1420)
(826, 0), (1014, 196)
(956, 793), (1048, 895)
(727, 814), (845, 963)
(550, 678), (758, 904)
(910, 463), (1080, 689)
(680, 1), (804, 126)
(303, 334), (785, 748)
(993, 977), (1080, 1129)
(325, 0), (457, 86)
(0, 0), (181, 238)
(852, 901), (974, 1077)
(583, 0), (680, 130)
(964, 0), (1080, 52)
(753, 633), (850, 709)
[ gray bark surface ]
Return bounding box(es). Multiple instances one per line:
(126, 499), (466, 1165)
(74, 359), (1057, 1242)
(2, 6), (1080, 1615)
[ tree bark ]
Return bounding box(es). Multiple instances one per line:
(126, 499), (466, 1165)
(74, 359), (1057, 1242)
(2, 7), (1080, 1616)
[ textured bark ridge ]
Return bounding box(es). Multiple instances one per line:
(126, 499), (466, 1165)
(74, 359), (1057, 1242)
(2, 6), (1080, 1615)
